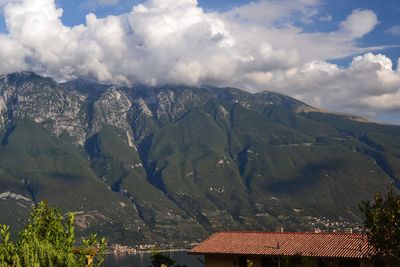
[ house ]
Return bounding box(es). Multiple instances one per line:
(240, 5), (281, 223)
(189, 231), (374, 267)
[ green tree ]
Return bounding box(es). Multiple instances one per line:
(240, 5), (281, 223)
(0, 201), (106, 267)
(149, 250), (187, 267)
(360, 190), (400, 266)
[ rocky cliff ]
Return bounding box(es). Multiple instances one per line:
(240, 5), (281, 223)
(0, 72), (399, 245)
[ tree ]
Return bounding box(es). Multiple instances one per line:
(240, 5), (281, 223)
(360, 190), (400, 266)
(149, 250), (187, 267)
(0, 201), (106, 267)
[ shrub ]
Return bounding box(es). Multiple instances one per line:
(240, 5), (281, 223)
(0, 201), (106, 267)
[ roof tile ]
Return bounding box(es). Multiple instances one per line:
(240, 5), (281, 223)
(190, 232), (370, 259)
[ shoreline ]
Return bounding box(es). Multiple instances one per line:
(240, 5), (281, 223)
(105, 248), (190, 255)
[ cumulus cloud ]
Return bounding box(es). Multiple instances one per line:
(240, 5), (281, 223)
(339, 9), (379, 38)
(0, 0), (20, 9)
(239, 53), (400, 115)
(0, 0), (398, 121)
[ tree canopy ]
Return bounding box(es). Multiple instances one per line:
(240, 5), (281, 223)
(149, 250), (187, 267)
(0, 201), (106, 267)
(360, 189), (400, 266)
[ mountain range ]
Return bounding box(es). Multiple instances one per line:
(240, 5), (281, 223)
(0, 71), (399, 245)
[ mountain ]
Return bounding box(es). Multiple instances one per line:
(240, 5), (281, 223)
(0, 71), (399, 245)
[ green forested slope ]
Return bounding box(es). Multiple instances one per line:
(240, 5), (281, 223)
(0, 72), (399, 244)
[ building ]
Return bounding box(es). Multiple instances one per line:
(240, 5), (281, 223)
(189, 231), (374, 267)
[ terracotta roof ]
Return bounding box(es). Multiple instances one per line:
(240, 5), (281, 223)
(190, 232), (370, 259)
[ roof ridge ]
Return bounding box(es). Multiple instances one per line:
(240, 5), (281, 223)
(216, 231), (364, 236)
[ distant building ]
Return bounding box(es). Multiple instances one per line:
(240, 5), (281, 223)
(189, 231), (374, 267)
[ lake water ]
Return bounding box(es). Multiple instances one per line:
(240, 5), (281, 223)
(104, 251), (204, 267)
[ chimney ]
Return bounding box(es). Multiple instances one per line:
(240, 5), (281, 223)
(275, 227), (284, 233)
(344, 228), (353, 234)
(309, 228), (322, 233)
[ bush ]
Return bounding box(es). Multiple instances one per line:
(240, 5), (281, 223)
(0, 201), (106, 267)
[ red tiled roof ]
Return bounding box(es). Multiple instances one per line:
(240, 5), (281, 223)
(190, 232), (370, 259)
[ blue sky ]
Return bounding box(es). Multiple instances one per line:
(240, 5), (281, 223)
(320, 0), (400, 67)
(0, 0), (399, 123)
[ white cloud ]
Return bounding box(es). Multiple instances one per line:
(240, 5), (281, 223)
(97, 0), (119, 5)
(0, 36), (29, 73)
(85, 0), (119, 9)
(386, 25), (400, 36)
(228, 0), (320, 26)
(0, 0), (398, 120)
(0, 0), (20, 9)
(239, 53), (400, 115)
(0, 0), (18, 6)
(318, 14), (332, 22)
(339, 9), (379, 38)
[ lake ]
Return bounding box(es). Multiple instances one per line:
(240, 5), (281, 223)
(104, 251), (204, 267)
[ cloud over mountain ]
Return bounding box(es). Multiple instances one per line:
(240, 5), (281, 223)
(0, 0), (399, 119)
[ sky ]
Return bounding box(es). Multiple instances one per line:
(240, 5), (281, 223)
(0, 0), (399, 124)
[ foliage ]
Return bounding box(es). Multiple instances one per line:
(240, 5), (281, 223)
(0, 201), (106, 267)
(148, 249), (187, 267)
(360, 190), (400, 266)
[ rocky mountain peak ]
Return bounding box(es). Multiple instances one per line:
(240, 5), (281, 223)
(0, 72), (399, 245)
